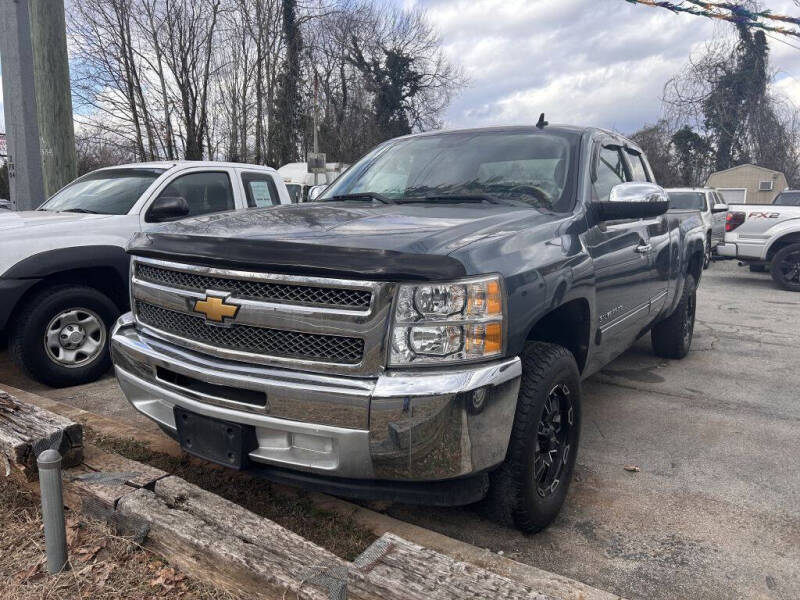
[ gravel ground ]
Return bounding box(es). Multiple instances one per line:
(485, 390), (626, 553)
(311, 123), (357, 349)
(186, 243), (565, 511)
(1, 259), (798, 599)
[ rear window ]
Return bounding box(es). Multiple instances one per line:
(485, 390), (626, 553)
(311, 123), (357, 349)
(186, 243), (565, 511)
(668, 192), (705, 210)
(773, 191), (800, 206)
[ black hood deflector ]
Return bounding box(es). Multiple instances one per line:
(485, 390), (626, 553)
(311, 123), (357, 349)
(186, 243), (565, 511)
(127, 233), (467, 281)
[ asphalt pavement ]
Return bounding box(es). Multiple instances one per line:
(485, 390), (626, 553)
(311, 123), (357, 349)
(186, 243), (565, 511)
(1, 259), (798, 599)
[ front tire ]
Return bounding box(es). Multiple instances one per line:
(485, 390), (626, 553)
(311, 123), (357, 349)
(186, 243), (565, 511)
(770, 243), (800, 292)
(485, 342), (582, 533)
(703, 236), (712, 269)
(651, 274), (696, 359)
(10, 285), (119, 387)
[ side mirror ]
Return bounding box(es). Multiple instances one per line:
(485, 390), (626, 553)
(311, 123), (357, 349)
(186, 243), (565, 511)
(147, 195), (190, 222)
(595, 182), (670, 222)
(308, 185), (327, 201)
(712, 203), (729, 213)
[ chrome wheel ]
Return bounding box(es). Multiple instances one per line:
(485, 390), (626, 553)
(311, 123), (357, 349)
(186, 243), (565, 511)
(534, 383), (574, 498)
(44, 308), (106, 368)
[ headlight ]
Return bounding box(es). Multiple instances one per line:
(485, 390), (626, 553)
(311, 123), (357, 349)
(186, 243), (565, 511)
(389, 275), (505, 365)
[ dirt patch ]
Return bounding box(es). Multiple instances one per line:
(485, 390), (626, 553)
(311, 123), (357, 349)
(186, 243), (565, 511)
(86, 427), (377, 561)
(0, 476), (233, 600)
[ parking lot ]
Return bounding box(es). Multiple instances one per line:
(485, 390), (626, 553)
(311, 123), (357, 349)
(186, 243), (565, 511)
(1, 259), (798, 600)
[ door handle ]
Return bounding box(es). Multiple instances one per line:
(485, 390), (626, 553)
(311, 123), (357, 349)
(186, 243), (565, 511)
(635, 244), (652, 254)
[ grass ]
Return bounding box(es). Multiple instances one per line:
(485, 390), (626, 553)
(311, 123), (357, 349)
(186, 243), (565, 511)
(0, 475), (234, 600)
(85, 427), (377, 561)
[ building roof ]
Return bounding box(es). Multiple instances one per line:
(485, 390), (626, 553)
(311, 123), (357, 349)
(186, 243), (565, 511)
(708, 163), (785, 178)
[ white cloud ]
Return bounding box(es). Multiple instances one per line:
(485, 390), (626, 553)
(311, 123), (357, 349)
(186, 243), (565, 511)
(416, 0), (800, 134)
(1, 0), (799, 138)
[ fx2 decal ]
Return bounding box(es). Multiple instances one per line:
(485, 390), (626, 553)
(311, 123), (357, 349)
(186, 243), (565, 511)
(748, 212), (781, 219)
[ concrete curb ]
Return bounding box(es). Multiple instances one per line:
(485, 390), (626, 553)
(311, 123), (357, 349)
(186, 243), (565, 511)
(3, 383), (623, 600)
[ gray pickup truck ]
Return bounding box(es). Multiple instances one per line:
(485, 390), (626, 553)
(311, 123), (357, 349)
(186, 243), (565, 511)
(110, 125), (705, 531)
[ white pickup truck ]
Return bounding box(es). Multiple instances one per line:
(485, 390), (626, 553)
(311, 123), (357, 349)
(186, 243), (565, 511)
(717, 190), (800, 291)
(666, 187), (729, 268)
(0, 161), (291, 387)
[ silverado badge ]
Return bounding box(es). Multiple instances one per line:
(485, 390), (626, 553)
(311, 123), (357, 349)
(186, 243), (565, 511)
(194, 295), (239, 323)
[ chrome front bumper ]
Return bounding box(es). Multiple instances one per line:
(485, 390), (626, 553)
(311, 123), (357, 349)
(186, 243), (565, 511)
(111, 314), (521, 482)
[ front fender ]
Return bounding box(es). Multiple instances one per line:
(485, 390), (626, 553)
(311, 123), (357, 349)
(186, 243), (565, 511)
(2, 245), (131, 282)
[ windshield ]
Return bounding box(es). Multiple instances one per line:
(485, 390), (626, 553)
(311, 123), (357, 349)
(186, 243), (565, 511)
(40, 168), (165, 214)
(773, 191), (800, 206)
(319, 130), (579, 211)
(668, 191), (705, 210)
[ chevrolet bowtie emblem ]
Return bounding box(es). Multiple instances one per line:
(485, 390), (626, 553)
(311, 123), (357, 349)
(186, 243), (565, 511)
(194, 295), (239, 323)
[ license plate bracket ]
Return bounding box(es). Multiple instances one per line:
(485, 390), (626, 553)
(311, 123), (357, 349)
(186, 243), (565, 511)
(174, 407), (255, 470)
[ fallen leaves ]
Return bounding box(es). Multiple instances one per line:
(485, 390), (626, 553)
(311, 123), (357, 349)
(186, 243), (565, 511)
(13, 561), (45, 583)
(150, 565), (188, 593)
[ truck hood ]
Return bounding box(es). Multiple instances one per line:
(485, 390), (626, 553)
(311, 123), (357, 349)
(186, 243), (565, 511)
(0, 210), (115, 234)
(129, 202), (556, 280)
(0, 211), (137, 279)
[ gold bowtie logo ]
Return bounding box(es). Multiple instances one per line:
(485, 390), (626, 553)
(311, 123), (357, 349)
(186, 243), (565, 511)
(194, 295), (239, 323)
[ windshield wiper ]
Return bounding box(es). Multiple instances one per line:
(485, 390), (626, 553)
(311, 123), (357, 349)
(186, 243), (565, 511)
(397, 194), (517, 206)
(329, 193), (395, 205)
(60, 208), (101, 214)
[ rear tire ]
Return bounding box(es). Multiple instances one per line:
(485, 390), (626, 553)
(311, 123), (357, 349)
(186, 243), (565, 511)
(703, 236), (712, 269)
(770, 243), (800, 292)
(10, 285), (119, 387)
(651, 274), (696, 359)
(485, 342), (581, 533)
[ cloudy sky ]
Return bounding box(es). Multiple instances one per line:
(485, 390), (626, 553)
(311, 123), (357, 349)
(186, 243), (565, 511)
(1, 0), (799, 136)
(413, 0), (800, 133)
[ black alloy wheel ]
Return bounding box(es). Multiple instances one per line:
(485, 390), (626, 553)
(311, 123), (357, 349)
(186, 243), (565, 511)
(771, 244), (800, 291)
(534, 383), (574, 498)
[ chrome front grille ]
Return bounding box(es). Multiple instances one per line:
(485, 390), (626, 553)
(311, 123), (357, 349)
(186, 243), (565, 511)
(130, 257), (394, 375)
(135, 301), (364, 364)
(136, 263), (372, 309)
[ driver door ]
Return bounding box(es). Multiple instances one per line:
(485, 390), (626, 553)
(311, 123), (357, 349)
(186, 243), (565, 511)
(584, 143), (656, 362)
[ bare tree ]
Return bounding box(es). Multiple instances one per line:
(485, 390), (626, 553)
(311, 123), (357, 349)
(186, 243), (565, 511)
(68, 0), (463, 167)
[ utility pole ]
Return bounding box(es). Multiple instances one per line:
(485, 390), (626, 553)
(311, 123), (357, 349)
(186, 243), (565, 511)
(0, 0), (77, 210)
(313, 72), (319, 186)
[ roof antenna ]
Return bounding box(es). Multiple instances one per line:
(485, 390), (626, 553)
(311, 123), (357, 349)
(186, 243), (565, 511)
(536, 113), (548, 129)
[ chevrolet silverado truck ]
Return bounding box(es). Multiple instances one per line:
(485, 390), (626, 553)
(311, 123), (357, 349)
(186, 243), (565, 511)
(717, 190), (800, 290)
(0, 161), (290, 387)
(666, 188), (729, 268)
(110, 125), (705, 532)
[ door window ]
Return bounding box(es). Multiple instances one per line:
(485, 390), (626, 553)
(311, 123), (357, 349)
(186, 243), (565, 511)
(154, 171), (234, 218)
(593, 146), (629, 202)
(625, 150), (649, 182)
(242, 172), (280, 208)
